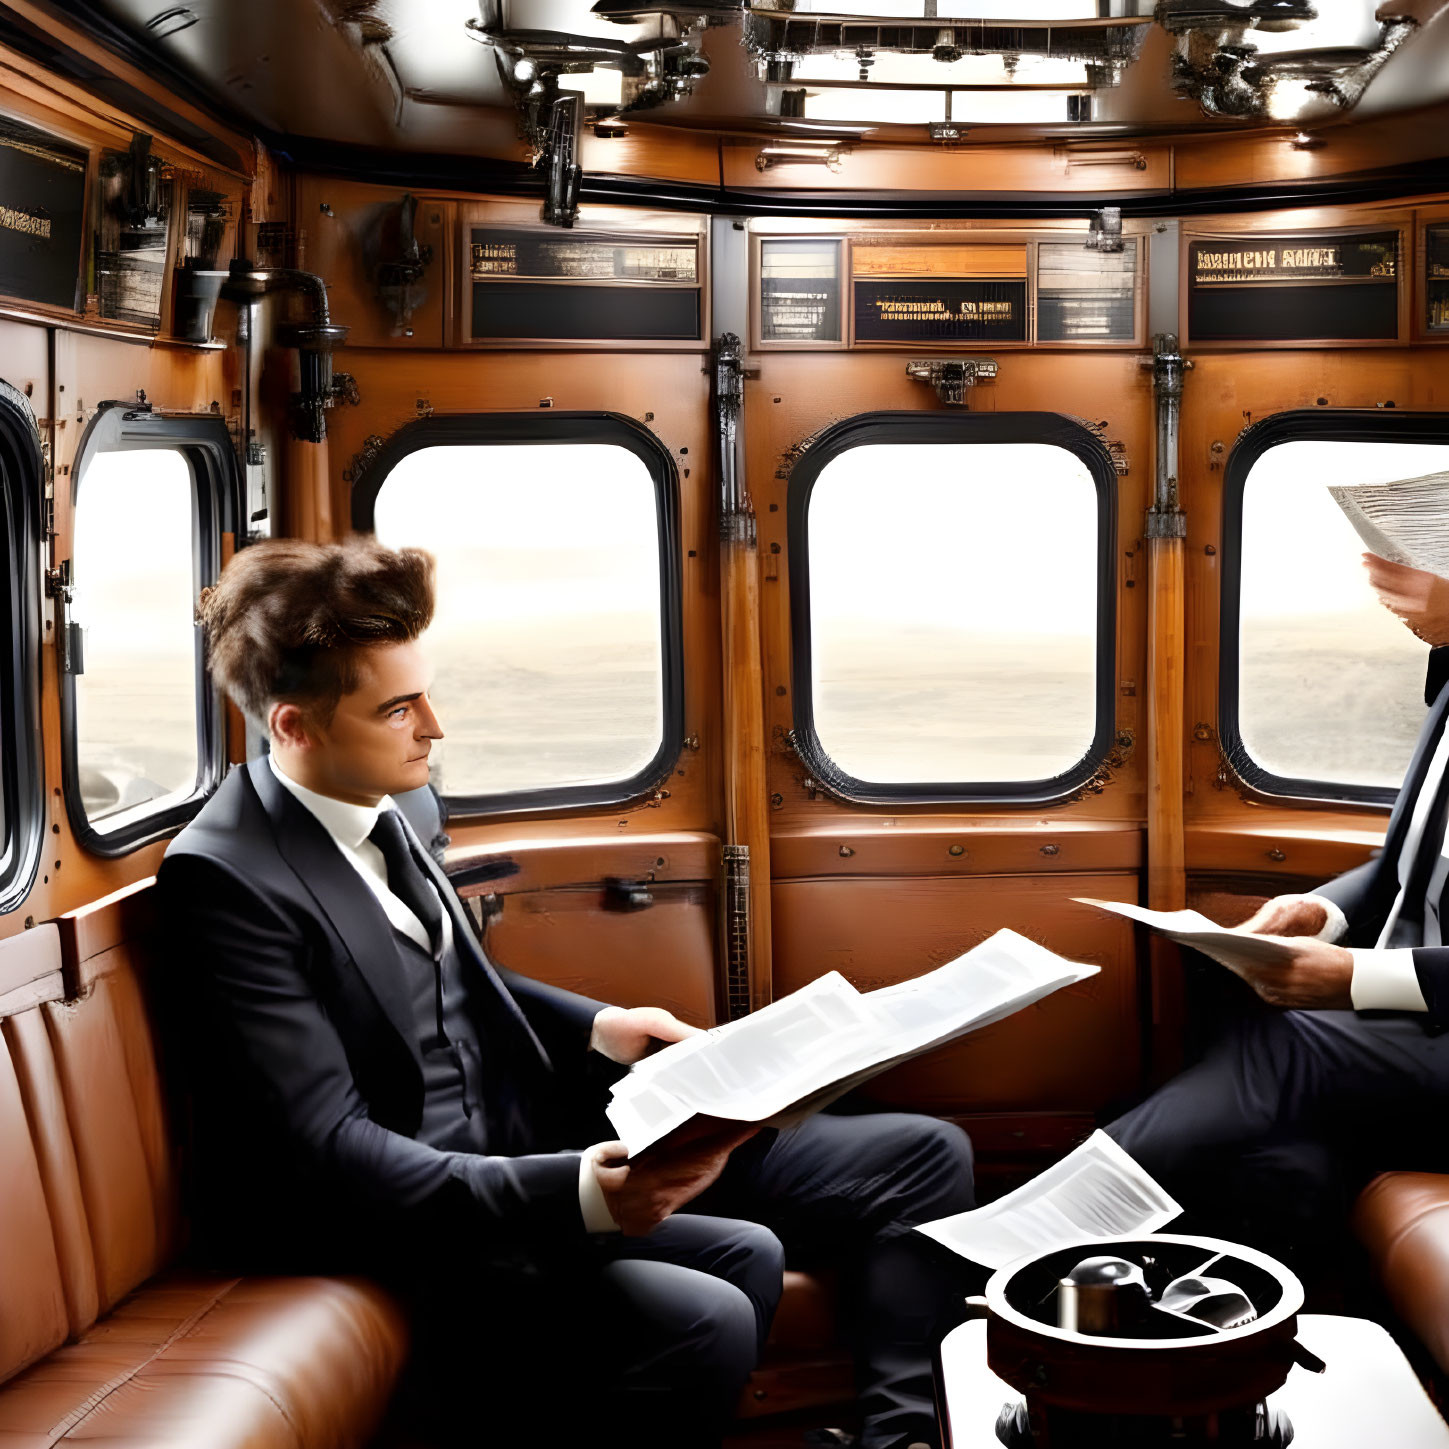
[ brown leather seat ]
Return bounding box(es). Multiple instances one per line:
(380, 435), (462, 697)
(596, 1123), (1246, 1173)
(739, 1269), (853, 1419)
(1353, 1171), (1449, 1376)
(0, 919), (409, 1448)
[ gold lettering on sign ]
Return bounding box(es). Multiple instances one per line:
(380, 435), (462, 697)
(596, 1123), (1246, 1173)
(471, 240), (517, 276)
(0, 204), (51, 240)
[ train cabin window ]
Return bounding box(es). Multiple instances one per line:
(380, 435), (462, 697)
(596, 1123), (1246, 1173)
(358, 413), (682, 816)
(63, 405), (235, 854)
(1221, 412), (1449, 804)
(787, 412), (1117, 804)
(0, 380), (44, 912)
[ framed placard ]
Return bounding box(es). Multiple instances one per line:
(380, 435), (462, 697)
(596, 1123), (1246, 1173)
(758, 237), (842, 347)
(1426, 223), (1449, 335)
(853, 279), (1027, 343)
(1037, 240), (1138, 345)
(0, 116), (88, 312)
(1187, 230), (1400, 343)
(465, 224), (703, 344)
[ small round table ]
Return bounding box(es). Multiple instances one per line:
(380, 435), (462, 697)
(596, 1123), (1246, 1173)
(937, 1314), (1449, 1448)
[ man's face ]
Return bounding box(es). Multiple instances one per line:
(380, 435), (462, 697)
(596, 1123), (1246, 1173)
(302, 638), (443, 805)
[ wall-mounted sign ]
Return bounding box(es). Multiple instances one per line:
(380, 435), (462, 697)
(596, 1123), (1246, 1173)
(1037, 240), (1137, 344)
(853, 279), (1027, 343)
(468, 226), (701, 342)
(1427, 224), (1449, 334)
(759, 238), (841, 344)
(95, 147), (170, 329)
(0, 117), (87, 312)
(470, 229), (697, 283)
(1188, 231), (1399, 341)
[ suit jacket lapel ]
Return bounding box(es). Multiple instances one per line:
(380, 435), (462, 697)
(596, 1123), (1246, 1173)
(1382, 682), (1449, 880)
(249, 760), (425, 1074)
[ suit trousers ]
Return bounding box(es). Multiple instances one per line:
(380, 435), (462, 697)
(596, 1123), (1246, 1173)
(1105, 1007), (1449, 1271)
(398, 1110), (975, 1449)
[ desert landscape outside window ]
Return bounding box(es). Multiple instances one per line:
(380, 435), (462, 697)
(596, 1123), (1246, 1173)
(1234, 438), (1449, 795)
(373, 440), (667, 801)
(805, 440), (1101, 787)
(72, 447), (200, 833)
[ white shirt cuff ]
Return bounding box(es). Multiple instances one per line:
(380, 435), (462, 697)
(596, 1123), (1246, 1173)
(1305, 894), (1349, 944)
(1348, 949), (1429, 1012)
(578, 1144), (621, 1233)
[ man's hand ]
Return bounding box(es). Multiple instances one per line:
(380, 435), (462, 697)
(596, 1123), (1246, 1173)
(589, 1005), (701, 1065)
(1237, 893), (1329, 938)
(1363, 553), (1449, 646)
(593, 1118), (760, 1235)
(1214, 936), (1354, 1010)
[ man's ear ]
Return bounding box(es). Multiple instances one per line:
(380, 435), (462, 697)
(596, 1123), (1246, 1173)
(269, 701), (315, 751)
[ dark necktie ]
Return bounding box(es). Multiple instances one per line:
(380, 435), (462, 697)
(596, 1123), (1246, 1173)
(369, 810), (446, 961)
(369, 810), (450, 1048)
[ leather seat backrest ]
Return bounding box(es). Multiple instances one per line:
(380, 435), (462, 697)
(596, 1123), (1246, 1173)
(43, 925), (179, 1317)
(0, 925), (82, 1385)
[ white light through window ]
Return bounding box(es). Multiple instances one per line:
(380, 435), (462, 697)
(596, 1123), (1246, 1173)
(374, 441), (666, 801)
(808, 440), (1099, 786)
(1237, 438), (1449, 791)
(73, 448), (199, 831)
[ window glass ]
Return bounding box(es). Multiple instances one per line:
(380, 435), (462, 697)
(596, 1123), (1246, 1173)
(72, 448), (199, 832)
(807, 441), (1099, 784)
(373, 443), (665, 800)
(1236, 439), (1449, 792)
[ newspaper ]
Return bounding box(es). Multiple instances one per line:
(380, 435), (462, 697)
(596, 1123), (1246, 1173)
(1074, 897), (1302, 971)
(914, 1130), (1181, 1269)
(606, 929), (1099, 1155)
(1330, 472), (1449, 577)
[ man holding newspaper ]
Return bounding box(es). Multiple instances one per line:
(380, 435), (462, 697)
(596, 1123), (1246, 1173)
(1098, 541), (1449, 1267)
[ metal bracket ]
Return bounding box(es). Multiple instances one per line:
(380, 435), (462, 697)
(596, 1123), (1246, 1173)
(906, 357), (998, 407)
(45, 559), (82, 674)
(342, 433), (385, 486)
(713, 332), (758, 544)
(604, 878), (655, 911)
(1141, 334), (1192, 537)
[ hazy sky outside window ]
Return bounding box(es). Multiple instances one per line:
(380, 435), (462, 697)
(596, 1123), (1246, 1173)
(72, 448), (198, 828)
(808, 441), (1099, 784)
(374, 443), (665, 798)
(1238, 439), (1448, 790)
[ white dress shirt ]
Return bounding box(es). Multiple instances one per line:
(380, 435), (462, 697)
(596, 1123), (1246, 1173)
(1306, 717), (1449, 1014)
(267, 753), (619, 1230)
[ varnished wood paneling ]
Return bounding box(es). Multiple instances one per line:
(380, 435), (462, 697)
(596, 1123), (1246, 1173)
(485, 882), (719, 1027)
(723, 142), (1171, 196)
(449, 831), (718, 896)
(772, 876), (1141, 1113)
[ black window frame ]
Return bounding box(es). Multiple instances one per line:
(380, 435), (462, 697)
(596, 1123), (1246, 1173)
(787, 410), (1119, 806)
(351, 411), (685, 819)
(1220, 407), (1449, 809)
(62, 401), (238, 856)
(0, 379), (45, 913)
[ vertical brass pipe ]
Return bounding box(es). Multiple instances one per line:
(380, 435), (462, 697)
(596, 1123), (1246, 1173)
(1145, 332), (1191, 1076)
(714, 332), (773, 1015)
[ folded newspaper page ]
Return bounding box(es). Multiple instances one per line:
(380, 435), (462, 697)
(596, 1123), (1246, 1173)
(1074, 897), (1301, 971)
(914, 1130), (1181, 1269)
(605, 929), (1098, 1156)
(1329, 472), (1449, 577)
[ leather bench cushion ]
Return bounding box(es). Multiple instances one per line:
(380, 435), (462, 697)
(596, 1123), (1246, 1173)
(1353, 1171), (1449, 1375)
(0, 1270), (408, 1448)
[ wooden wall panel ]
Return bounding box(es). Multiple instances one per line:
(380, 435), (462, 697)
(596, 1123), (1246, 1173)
(772, 874), (1141, 1113)
(485, 881), (720, 1028)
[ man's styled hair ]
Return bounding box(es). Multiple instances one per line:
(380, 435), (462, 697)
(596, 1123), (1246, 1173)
(199, 537), (435, 723)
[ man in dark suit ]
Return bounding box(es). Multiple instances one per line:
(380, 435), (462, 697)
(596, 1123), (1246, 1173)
(159, 537), (973, 1449)
(1107, 552), (1449, 1263)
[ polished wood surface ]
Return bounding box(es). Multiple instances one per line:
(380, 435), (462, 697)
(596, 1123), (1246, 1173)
(721, 536), (775, 1011)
